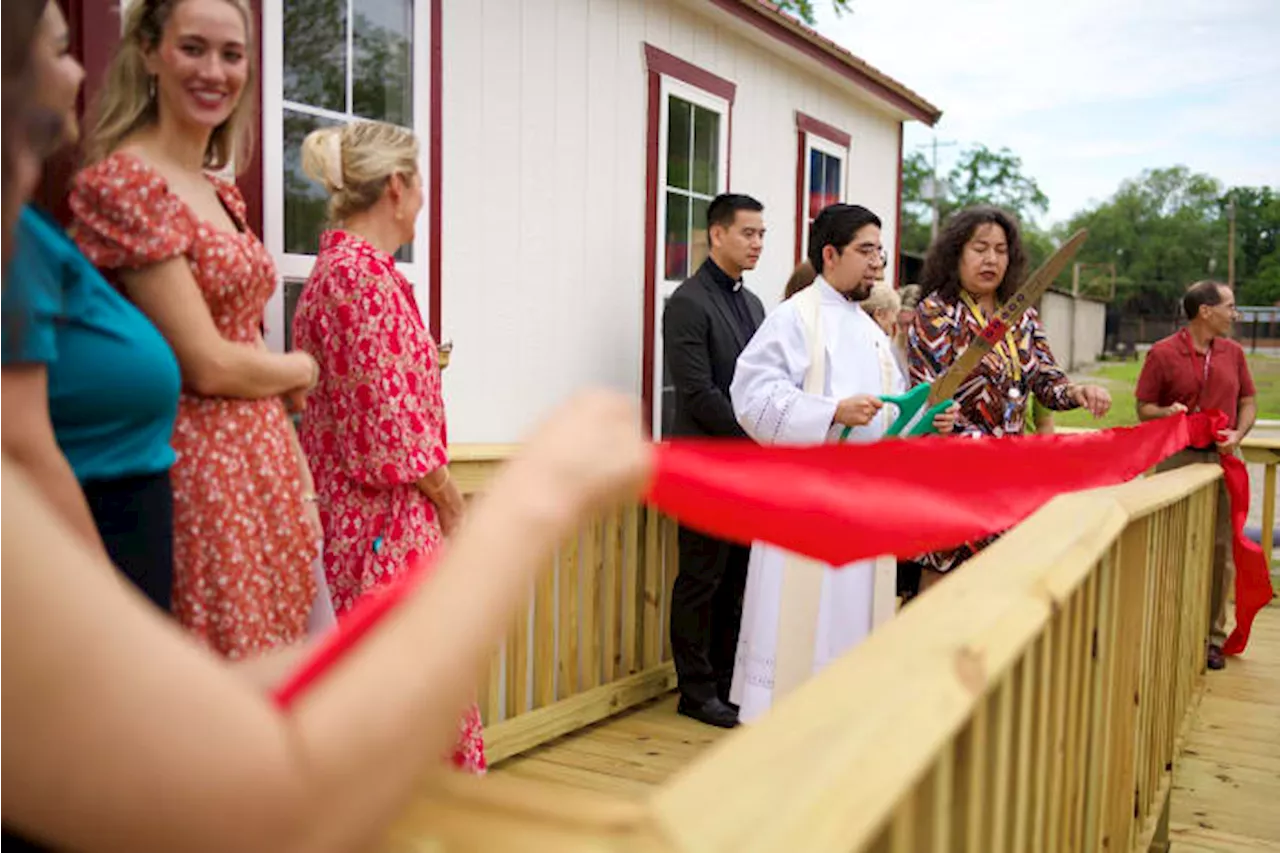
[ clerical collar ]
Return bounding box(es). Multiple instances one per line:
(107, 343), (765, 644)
(703, 257), (744, 293)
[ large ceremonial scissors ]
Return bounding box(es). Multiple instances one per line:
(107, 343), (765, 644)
(857, 228), (1090, 439)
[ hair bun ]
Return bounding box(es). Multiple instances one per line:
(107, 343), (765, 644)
(300, 126), (345, 193)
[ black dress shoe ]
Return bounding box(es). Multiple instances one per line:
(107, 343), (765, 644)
(677, 696), (740, 729)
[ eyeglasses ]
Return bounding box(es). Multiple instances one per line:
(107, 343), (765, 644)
(852, 243), (888, 267)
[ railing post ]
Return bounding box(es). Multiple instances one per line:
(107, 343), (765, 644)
(1102, 515), (1151, 853)
(1265, 460), (1276, 571)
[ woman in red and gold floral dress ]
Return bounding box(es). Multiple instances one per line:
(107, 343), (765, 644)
(291, 120), (483, 772)
(70, 0), (319, 657)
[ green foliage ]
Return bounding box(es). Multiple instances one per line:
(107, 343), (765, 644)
(900, 150), (934, 256)
(774, 0), (853, 25)
(946, 144), (1050, 222)
(1225, 186), (1280, 306)
(897, 143), (1278, 313)
(899, 143), (1053, 262)
(1064, 169), (1280, 315)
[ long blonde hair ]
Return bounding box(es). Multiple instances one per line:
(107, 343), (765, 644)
(85, 0), (256, 171)
(300, 121), (419, 224)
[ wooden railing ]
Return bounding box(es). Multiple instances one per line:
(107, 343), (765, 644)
(399, 450), (1224, 852)
(452, 445), (679, 764)
(1239, 435), (1278, 570)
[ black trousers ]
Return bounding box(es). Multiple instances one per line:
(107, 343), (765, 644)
(669, 526), (750, 704)
(81, 470), (174, 611)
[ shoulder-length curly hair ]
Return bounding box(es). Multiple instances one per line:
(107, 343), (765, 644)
(919, 206), (1028, 305)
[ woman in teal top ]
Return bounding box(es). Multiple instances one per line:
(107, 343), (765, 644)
(0, 0), (179, 609)
(3, 204), (180, 608)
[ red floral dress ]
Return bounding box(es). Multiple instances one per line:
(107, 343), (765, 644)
(292, 229), (485, 773)
(70, 152), (317, 658)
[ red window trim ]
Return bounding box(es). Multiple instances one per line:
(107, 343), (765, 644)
(33, 0), (121, 224)
(796, 111), (851, 148)
(428, 0), (443, 342)
(641, 44), (735, 434)
(238, 0), (265, 238)
(793, 112), (851, 266)
(643, 44), (737, 104)
(894, 123), (904, 289)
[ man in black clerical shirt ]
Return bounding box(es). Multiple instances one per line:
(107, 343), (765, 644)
(662, 193), (766, 728)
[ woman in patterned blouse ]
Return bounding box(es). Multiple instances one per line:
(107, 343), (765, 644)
(291, 120), (483, 773)
(906, 206), (1111, 584)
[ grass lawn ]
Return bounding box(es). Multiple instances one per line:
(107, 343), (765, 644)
(1052, 352), (1280, 430)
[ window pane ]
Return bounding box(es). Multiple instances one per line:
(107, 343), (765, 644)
(283, 277), (306, 351)
(284, 110), (341, 255)
(690, 196), (710, 273)
(824, 154), (842, 207)
(284, 0), (346, 111)
(809, 148), (825, 221)
(691, 106), (720, 196)
(666, 97), (692, 191)
(353, 0), (413, 125)
(664, 192), (690, 281)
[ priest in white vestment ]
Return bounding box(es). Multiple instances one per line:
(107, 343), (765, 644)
(728, 204), (954, 723)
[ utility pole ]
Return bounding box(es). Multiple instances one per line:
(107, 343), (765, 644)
(916, 137), (957, 242)
(1227, 198), (1236, 289)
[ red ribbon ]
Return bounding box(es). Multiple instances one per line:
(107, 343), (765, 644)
(646, 410), (1270, 656)
(1219, 452), (1271, 655)
(273, 412), (1271, 707)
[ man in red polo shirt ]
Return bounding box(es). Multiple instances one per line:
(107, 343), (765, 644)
(1136, 280), (1257, 671)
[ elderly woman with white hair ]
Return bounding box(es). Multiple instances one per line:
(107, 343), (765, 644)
(291, 119), (483, 772)
(861, 282), (908, 379)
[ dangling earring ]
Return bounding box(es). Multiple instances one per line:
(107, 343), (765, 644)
(148, 75), (157, 101)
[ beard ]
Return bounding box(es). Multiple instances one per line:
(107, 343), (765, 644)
(846, 279), (874, 301)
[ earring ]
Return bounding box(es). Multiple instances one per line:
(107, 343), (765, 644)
(148, 75), (157, 101)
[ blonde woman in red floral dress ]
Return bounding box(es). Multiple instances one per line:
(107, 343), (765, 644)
(291, 120), (483, 772)
(69, 0), (319, 657)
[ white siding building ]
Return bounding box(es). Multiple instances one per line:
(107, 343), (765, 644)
(251, 0), (941, 441)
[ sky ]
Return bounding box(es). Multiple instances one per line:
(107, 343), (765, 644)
(810, 0), (1280, 227)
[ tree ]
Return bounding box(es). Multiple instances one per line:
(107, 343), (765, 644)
(774, 0), (853, 25)
(1064, 167), (1224, 314)
(946, 144), (1050, 226)
(898, 143), (1052, 264)
(1223, 186), (1280, 305)
(899, 150), (934, 257)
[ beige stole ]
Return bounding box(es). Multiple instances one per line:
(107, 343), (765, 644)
(771, 284), (897, 702)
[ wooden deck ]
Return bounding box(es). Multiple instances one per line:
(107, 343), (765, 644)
(496, 600), (1280, 851)
(494, 694), (726, 797)
(1169, 599), (1280, 852)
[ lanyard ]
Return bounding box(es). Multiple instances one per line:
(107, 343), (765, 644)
(1181, 329), (1213, 412)
(959, 292), (1022, 383)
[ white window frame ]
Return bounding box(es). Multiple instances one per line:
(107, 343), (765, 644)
(800, 132), (848, 260)
(653, 76), (730, 436)
(261, 0), (431, 351)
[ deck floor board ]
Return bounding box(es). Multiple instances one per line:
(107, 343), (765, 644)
(1171, 601), (1280, 852)
(495, 605), (1280, 851)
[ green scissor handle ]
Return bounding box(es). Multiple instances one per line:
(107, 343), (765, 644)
(839, 382), (954, 441)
